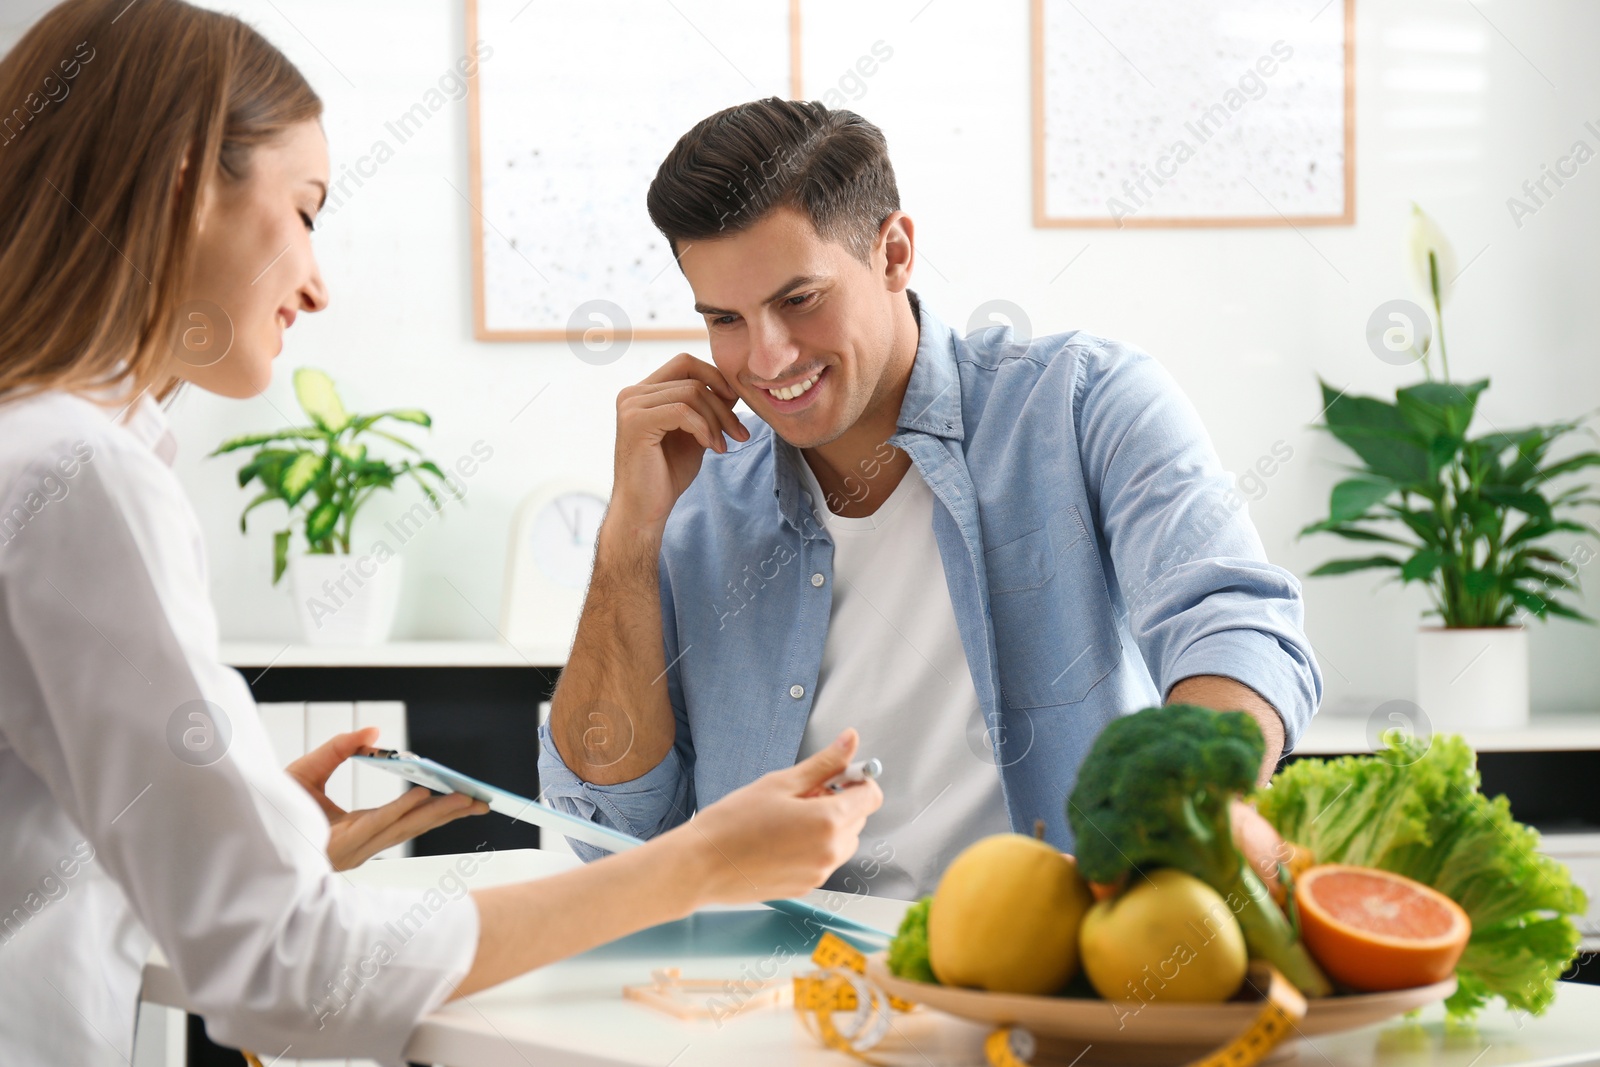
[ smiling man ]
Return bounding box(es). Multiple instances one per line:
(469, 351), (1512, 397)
(537, 98), (1323, 900)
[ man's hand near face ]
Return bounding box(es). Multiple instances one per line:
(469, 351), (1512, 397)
(548, 352), (746, 788)
(607, 352), (749, 541)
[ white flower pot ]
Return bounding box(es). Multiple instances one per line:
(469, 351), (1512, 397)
(1415, 625), (1529, 732)
(288, 553), (404, 646)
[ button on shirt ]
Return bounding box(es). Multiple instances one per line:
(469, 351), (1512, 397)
(538, 297), (1323, 871)
(0, 389), (478, 1066)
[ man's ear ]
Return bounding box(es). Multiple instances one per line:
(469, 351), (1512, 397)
(878, 210), (914, 294)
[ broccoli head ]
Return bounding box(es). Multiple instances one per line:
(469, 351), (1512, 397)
(1067, 704), (1332, 997)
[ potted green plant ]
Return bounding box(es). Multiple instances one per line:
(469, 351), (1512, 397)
(1299, 205), (1600, 730)
(211, 368), (461, 645)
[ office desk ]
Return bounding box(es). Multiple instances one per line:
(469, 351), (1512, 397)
(142, 849), (1600, 1067)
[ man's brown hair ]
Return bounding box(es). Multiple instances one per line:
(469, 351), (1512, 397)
(646, 97), (899, 264)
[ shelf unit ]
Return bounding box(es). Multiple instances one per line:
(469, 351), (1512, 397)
(220, 639), (569, 669)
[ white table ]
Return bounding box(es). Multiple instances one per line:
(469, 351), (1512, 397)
(142, 850), (1600, 1066)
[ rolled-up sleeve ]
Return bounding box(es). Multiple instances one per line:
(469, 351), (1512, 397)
(536, 722), (692, 861)
(536, 544), (696, 860)
(0, 441), (478, 1065)
(1074, 341), (1323, 749)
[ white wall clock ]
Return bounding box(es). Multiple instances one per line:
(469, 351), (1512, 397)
(501, 481), (610, 651)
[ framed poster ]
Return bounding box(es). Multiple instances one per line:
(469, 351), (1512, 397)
(1032, 0), (1354, 228)
(466, 0), (801, 341)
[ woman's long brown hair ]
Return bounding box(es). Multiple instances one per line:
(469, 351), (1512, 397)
(0, 0), (321, 407)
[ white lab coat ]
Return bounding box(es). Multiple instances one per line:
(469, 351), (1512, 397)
(0, 389), (478, 1066)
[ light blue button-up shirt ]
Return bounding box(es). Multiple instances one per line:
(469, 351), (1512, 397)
(538, 297), (1322, 860)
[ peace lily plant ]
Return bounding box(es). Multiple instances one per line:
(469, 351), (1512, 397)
(211, 368), (460, 644)
(1299, 204), (1600, 729)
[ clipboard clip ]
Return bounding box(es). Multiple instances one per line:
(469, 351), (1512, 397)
(354, 745), (420, 761)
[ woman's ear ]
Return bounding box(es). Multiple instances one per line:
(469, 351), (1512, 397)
(878, 210), (915, 294)
(175, 146), (206, 233)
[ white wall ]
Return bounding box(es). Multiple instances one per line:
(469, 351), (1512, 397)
(12, 0), (1597, 719)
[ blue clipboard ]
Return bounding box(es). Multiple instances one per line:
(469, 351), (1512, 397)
(353, 748), (892, 941)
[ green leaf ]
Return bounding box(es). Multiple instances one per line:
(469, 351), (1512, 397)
(333, 441), (368, 464)
(1382, 503), (1446, 547)
(1472, 427), (1548, 456)
(304, 499), (342, 544)
(1395, 379), (1489, 442)
(1503, 517), (1588, 548)
(1317, 380), (1432, 484)
(1510, 588), (1557, 618)
(1463, 569), (1501, 597)
(1535, 451), (1600, 484)
(366, 429), (421, 453)
(210, 428), (323, 455)
(368, 409), (431, 428)
(236, 449), (296, 490)
(1426, 434), (1462, 481)
(408, 469), (443, 512)
(1513, 567), (1576, 593)
(239, 490), (281, 533)
(1525, 592), (1597, 624)
(1308, 555), (1405, 576)
(280, 451), (327, 506)
(414, 460), (465, 500)
(1297, 522), (1416, 547)
(1329, 478), (1395, 522)
(351, 410), (433, 437)
(1539, 598), (1595, 623)
(1401, 548), (1445, 582)
(1480, 486), (1552, 523)
(293, 368), (351, 433)
(1549, 483), (1600, 506)
(272, 530), (290, 585)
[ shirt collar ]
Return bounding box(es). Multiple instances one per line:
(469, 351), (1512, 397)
(894, 294), (965, 440)
(770, 295), (963, 535)
(109, 385), (180, 463)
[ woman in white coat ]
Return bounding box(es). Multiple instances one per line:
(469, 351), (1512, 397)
(0, 2), (882, 1063)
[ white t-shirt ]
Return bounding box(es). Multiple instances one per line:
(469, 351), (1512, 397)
(794, 452), (1012, 901)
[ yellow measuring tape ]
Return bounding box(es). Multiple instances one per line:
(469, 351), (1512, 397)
(794, 934), (1307, 1067)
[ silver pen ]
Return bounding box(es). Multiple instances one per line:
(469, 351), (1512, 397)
(820, 757), (882, 793)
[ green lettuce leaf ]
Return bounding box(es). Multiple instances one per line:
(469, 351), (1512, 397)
(1255, 732), (1586, 1018)
(887, 896), (936, 984)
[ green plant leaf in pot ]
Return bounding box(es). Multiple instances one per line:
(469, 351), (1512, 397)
(213, 369), (461, 586)
(280, 451), (327, 506)
(293, 367), (352, 434)
(1316, 379), (1432, 484)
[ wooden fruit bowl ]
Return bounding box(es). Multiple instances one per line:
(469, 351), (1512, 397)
(865, 951), (1455, 1060)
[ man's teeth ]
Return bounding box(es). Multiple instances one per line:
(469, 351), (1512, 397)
(769, 371), (821, 401)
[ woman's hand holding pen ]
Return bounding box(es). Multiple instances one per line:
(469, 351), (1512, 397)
(668, 726), (883, 904)
(285, 726), (489, 870)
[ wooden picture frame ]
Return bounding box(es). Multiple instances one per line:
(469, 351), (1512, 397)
(465, 0), (803, 341)
(1030, 0), (1355, 229)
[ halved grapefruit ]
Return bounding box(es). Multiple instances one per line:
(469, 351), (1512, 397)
(1295, 864), (1471, 992)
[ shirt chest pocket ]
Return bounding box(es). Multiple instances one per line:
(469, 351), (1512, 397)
(984, 503), (1120, 709)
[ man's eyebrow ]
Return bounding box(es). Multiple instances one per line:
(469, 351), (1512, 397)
(694, 274), (824, 317)
(307, 179), (328, 211)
